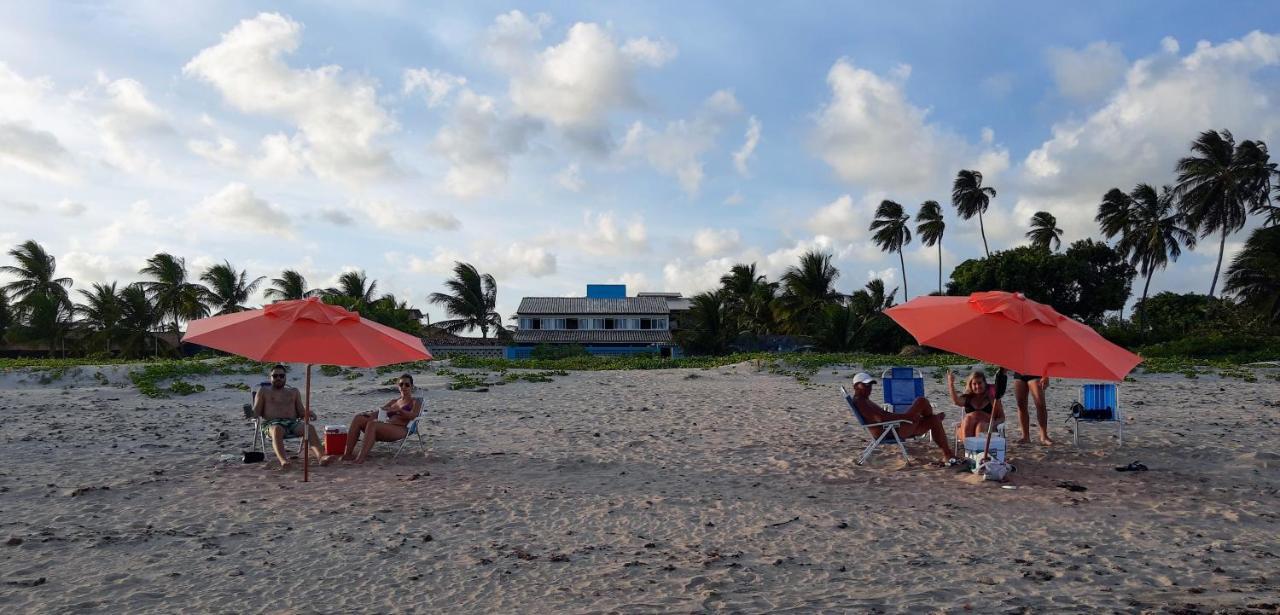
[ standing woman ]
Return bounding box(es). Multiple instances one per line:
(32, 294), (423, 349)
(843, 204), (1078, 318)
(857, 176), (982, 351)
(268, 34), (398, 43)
(339, 373), (422, 463)
(1013, 372), (1052, 445)
(946, 369), (1005, 444)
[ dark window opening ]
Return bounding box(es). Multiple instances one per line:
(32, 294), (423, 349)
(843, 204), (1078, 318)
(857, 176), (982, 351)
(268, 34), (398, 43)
(565, 318), (579, 330)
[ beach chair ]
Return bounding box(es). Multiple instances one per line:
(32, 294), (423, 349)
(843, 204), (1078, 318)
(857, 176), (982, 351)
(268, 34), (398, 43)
(244, 382), (305, 455)
(881, 367), (925, 412)
(389, 416), (429, 461)
(839, 385), (914, 465)
(1072, 383), (1122, 446)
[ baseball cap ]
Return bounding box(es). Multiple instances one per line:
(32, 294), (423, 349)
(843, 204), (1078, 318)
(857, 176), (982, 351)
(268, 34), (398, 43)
(851, 372), (877, 385)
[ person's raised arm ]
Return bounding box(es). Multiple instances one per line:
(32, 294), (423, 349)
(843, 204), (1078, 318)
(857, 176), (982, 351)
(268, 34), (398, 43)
(945, 369), (964, 406)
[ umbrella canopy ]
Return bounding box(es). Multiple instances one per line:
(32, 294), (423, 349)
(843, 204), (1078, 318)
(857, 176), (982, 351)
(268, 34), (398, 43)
(885, 291), (1141, 381)
(183, 297), (431, 367)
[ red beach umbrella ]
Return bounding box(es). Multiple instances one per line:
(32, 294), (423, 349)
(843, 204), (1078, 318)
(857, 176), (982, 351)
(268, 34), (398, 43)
(884, 291), (1141, 381)
(183, 297), (432, 481)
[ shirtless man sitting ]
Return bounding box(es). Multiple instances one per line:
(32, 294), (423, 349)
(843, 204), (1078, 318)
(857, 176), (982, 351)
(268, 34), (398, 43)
(253, 364), (327, 469)
(848, 372), (956, 464)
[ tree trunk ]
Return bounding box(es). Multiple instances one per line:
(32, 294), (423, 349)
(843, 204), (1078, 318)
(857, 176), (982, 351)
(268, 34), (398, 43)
(481, 324), (488, 339)
(1139, 269), (1153, 338)
(978, 211), (990, 257)
(1208, 228), (1228, 298)
(898, 249), (908, 301)
(937, 241), (943, 294)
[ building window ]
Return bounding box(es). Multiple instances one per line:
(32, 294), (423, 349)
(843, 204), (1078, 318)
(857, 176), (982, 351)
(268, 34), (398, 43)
(529, 318), (541, 330)
(639, 318), (653, 330)
(565, 318), (579, 330)
(656, 318), (667, 330)
(603, 318), (616, 330)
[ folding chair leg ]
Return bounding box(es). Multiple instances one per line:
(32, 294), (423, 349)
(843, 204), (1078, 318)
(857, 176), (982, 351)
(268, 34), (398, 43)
(1117, 420), (1123, 446)
(1073, 419), (1079, 446)
(857, 428), (897, 465)
(391, 437), (409, 461)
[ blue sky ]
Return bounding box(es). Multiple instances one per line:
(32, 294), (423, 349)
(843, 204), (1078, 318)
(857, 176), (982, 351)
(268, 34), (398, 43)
(2, 1), (1278, 329)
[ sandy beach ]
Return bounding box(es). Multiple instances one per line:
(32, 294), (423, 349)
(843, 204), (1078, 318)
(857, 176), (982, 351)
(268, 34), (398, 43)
(1, 362), (1277, 614)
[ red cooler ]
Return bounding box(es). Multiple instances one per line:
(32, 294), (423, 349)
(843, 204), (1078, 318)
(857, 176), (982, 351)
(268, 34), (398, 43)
(324, 425), (347, 455)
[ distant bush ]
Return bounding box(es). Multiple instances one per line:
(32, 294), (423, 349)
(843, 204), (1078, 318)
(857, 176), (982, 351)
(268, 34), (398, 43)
(530, 344), (589, 360)
(1139, 335), (1280, 361)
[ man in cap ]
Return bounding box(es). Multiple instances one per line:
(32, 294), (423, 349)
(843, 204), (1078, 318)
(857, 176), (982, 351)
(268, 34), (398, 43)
(848, 371), (956, 464)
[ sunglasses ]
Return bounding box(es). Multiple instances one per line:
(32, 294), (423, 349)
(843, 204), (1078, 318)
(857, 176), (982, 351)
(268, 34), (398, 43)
(398, 382), (412, 388)
(271, 374), (286, 379)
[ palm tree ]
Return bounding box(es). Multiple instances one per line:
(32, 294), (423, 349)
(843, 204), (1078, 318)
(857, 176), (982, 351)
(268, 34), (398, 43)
(915, 200), (945, 294)
(1026, 211), (1064, 252)
(138, 253), (210, 340)
(1224, 225), (1280, 324)
(1174, 129), (1273, 297)
(364, 293), (426, 335)
(1096, 188), (1135, 243)
(2, 240), (73, 352)
(719, 263), (777, 334)
(870, 200), (912, 301)
(1119, 184), (1197, 333)
(0, 289), (11, 342)
(427, 262), (503, 338)
(118, 283), (161, 358)
(76, 282), (124, 354)
(1, 240), (72, 310)
(200, 261), (264, 315)
(778, 251), (842, 334)
(951, 169), (997, 257)
(681, 291), (731, 354)
(264, 270), (318, 301)
(326, 270), (378, 309)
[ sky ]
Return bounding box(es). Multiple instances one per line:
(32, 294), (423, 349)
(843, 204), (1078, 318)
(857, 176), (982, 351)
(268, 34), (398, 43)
(2, 1), (1278, 330)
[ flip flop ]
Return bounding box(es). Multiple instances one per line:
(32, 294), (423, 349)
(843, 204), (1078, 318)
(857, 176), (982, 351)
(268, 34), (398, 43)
(1114, 461), (1148, 472)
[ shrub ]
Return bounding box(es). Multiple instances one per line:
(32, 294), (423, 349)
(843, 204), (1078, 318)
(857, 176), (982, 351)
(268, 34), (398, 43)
(530, 344), (589, 360)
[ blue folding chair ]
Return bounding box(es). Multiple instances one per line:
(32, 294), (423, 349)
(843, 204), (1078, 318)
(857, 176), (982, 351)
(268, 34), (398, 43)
(1074, 383), (1123, 446)
(881, 367), (925, 412)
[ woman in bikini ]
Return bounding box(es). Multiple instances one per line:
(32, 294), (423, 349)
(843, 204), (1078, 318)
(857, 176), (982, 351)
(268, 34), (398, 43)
(338, 373), (422, 463)
(946, 369), (1005, 444)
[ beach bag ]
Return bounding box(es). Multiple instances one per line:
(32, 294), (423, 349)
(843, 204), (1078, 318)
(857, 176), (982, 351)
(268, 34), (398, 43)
(242, 451), (265, 463)
(978, 458), (1011, 481)
(1070, 401), (1112, 421)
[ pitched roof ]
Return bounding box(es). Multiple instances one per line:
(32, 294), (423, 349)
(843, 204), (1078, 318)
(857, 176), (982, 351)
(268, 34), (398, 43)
(512, 330), (673, 344)
(421, 332), (508, 347)
(516, 296), (669, 315)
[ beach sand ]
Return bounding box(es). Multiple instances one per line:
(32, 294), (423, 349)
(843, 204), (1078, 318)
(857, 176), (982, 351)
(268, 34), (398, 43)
(0, 362), (1277, 613)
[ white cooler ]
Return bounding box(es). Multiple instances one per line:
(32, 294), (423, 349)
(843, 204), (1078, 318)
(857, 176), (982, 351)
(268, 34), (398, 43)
(964, 435), (1006, 468)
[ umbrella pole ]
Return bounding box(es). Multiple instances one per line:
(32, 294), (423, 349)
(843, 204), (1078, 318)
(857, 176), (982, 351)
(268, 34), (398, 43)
(303, 363), (311, 483)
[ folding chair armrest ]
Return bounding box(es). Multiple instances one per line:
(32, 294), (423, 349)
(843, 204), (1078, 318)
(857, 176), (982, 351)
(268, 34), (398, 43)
(863, 419), (911, 428)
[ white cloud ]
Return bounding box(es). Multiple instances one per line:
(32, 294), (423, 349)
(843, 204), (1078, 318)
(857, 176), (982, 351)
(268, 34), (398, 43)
(193, 183), (293, 238)
(183, 12), (397, 183)
(354, 200), (461, 233)
(0, 121), (74, 181)
(431, 89), (538, 198)
(556, 211), (648, 256)
(555, 162), (584, 191)
(621, 90), (742, 195)
(395, 241), (556, 278)
(692, 228), (741, 257)
(3, 199), (38, 214)
(93, 74), (171, 175)
(807, 193), (879, 242)
(60, 251), (138, 286)
(812, 58), (1008, 195)
(621, 37), (678, 67)
(252, 132), (307, 177)
(188, 135), (242, 167)
(316, 207), (354, 225)
(662, 256), (736, 296)
(484, 10), (551, 72)
(507, 22), (640, 131)
(1047, 41), (1128, 102)
(733, 116), (761, 177)
(1019, 31), (1280, 246)
(56, 199), (86, 217)
(403, 67), (467, 107)
(722, 191), (744, 205)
